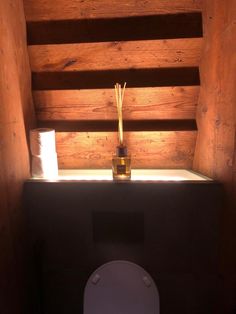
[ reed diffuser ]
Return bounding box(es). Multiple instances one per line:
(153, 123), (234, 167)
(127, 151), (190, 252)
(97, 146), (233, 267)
(112, 82), (131, 180)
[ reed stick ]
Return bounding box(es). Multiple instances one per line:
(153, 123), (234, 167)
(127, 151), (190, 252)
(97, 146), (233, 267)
(114, 82), (126, 145)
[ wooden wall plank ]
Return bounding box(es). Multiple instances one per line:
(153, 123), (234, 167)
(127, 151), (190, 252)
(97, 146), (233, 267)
(34, 87), (199, 121)
(0, 0), (36, 313)
(56, 131), (197, 169)
(26, 14), (203, 45)
(193, 1), (236, 312)
(194, 2), (236, 199)
(28, 38), (202, 72)
(23, 0), (203, 22)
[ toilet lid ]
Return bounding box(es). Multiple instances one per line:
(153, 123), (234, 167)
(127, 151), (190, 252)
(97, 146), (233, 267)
(84, 261), (160, 314)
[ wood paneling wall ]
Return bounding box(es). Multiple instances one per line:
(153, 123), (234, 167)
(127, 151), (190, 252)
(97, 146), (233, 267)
(193, 1), (236, 312)
(56, 131), (197, 169)
(34, 87), (199, 121)
(24, 0), (203, 169)
(23, 0), (203, 21)
(0, 0), (35, 313)
(28, 38), (202, 72)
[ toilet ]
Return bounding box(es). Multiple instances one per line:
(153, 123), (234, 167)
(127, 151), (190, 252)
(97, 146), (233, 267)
(84, 260), (160, 314)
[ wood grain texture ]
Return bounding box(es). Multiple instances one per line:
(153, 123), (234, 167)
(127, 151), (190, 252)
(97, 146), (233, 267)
(28, 38), (202, 72)
(0, 0), (35, 313)
(194, 1), (236, 197)
(23, 0), (203, 21)
(26, 13), (203, 45)
(56, 131), (197, 169)
(193, 1), (236, 311)
(34, 86), (199, 121)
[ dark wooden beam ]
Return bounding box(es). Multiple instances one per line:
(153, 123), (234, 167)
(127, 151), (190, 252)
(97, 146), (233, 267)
(38, 119), (197, 132)
(27, 13), (203, 45)
(32, 68), (200, 90)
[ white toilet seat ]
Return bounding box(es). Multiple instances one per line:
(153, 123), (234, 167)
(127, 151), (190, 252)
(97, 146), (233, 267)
(84, 260), (160, 314)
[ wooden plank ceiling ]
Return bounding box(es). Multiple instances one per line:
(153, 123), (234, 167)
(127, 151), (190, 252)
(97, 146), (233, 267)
(23, 0), (203, 169)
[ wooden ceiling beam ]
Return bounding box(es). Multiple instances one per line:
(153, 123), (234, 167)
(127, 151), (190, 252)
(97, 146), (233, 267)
(24, 0), (203, 22)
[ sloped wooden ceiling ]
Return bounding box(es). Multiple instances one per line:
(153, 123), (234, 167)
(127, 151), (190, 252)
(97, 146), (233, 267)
(23, 0), (203, 169)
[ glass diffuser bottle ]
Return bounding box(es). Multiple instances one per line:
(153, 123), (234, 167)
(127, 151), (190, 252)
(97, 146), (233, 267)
(112, 83), (131, 180)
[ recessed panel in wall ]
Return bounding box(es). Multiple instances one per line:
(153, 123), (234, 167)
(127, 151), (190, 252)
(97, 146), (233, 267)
(93, 211), (144, 243)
